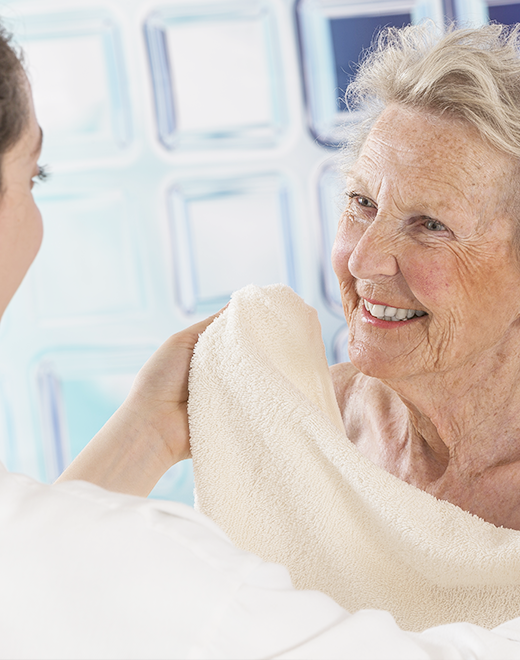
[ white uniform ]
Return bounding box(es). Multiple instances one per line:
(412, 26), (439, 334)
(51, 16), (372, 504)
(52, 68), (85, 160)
(1, 463), (519, 660)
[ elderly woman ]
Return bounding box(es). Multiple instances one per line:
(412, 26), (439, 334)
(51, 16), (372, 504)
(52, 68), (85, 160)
(330, 23), (520, 531)
(64, 24), (520, 521)
(3, 18), (520, 658)
(170, 21), (520, 634)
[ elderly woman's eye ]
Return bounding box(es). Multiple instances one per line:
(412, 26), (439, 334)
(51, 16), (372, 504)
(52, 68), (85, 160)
(346, 191), (376, 209)
(424, 219), (447, 232)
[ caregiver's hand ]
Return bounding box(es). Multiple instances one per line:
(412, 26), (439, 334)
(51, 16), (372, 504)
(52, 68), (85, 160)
(55, 309), (225, 496)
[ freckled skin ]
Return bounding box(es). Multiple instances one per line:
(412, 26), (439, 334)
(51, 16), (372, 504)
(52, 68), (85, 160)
(331, 104), (520, 529)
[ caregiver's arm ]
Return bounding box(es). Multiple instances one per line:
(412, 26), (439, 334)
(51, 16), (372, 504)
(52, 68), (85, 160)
(55, 311), (224, 496)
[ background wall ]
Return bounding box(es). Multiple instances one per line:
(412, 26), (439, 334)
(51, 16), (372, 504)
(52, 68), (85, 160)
(0, 0), (517, 504)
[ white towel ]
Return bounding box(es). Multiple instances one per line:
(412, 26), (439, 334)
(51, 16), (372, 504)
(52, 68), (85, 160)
(188, 284), (520, 632)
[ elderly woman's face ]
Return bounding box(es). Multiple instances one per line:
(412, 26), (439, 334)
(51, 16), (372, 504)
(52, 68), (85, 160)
(332, 104), (520, 380)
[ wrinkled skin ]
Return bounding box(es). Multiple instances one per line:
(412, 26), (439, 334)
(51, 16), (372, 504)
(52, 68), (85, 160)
(331, 104), (520, 529)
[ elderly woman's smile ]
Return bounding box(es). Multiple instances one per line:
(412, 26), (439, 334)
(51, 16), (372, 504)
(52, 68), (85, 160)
(332, 103), (520, 382)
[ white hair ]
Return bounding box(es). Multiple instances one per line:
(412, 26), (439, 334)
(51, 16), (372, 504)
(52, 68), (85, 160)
(343, 22), (520, 167)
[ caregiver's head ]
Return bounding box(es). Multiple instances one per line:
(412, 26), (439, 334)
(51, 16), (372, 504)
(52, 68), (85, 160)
(0, 26), (43, 318)
(332, 23), (520, 383)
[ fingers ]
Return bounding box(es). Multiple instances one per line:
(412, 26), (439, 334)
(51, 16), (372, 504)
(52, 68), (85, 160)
(171, 303), (230, 351)
(190, 303), (229, 335)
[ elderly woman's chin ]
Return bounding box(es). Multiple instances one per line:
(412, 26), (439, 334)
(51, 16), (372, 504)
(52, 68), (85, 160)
(345, 304), (436, 381)
(345, 316), (424, 381)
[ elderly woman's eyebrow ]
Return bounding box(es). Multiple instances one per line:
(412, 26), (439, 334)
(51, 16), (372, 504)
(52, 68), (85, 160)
(345, 171), (369, 187)
(345, 176), (376, 199)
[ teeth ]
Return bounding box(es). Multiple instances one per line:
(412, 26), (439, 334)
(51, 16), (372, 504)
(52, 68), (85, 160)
(363, 299), (426, 322)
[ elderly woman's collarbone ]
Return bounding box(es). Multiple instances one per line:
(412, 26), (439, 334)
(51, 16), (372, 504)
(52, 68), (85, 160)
(427, 460), (520, 530)
(331, 363), (520, 529)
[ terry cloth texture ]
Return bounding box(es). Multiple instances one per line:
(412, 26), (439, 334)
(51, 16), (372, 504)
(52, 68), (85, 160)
(188, 284), (520, 633)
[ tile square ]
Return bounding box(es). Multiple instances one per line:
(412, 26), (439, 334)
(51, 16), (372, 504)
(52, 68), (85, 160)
(168, 174), (296, 314)
(297, 0), (443, 146)
(18, 11), (131, 162)
(32, 190), (144, 322)
(144, 1), (285, 149)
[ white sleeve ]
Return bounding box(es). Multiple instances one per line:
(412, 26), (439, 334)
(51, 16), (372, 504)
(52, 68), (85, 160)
(0, 467), (519, 660)
(212, 559), (520, 659)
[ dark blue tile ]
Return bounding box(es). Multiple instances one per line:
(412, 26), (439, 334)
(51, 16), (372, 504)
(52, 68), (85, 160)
(330, 13), (411, 111)
(488, 3), (520, 25)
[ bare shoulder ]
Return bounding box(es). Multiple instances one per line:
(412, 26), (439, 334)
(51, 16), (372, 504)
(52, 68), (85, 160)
(329, 361), (361, 412)
(329, 361), (397, 404)
(329, 362), (387, 412)
(329, 362), (406, 445)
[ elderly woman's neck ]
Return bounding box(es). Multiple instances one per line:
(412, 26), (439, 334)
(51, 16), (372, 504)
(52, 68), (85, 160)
(389, 357), (520, 465)
(379, 340), (520, 527)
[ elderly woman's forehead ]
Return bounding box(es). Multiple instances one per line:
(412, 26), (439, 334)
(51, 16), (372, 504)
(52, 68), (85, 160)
(356, 105), (515, 182)
(370, 106), (481, 152)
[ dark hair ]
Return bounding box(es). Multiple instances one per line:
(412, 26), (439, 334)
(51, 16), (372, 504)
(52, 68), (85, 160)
(0, 26), (29, 187)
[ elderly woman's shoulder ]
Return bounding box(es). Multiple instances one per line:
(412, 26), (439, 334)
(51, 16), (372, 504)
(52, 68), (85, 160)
(329, 362), (401, 423)
(330, 362), (367, 413)
(330, 361), (359, 397)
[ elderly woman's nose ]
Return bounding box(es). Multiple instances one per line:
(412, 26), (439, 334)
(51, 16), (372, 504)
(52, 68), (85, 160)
(347, 221), (399, 280)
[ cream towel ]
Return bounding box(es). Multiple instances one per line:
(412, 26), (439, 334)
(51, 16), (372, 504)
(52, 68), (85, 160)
(188, 284), (520, 632)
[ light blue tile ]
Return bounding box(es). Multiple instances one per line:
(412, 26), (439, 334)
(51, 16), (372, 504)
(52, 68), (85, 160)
(144, 1), (286, 149)
(16, 9), (131, 162)
(168, 173), (297, 314)
(32, 190), (145, 321)
(454, 0), (489, 24)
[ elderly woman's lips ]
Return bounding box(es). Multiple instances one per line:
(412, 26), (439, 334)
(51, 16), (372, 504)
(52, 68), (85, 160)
(363, 299), (427, 322)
